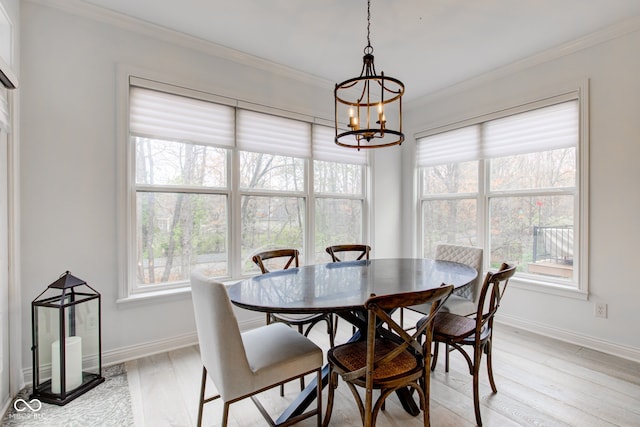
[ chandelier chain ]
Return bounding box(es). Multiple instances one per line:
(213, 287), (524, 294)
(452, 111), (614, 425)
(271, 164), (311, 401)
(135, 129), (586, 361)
(366, 0), (371, 50)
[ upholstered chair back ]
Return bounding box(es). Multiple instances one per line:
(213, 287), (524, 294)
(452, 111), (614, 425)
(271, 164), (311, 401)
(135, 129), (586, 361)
(190, 269), (253, 401)
(435, 244), (483, 302)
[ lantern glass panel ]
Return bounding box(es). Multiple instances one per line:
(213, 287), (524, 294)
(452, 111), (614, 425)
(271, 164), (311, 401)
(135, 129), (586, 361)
(74, 297), (101, 378)
(33, 304), (59, 391)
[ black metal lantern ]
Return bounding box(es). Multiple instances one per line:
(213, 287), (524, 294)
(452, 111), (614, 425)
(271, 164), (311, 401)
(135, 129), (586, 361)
(31, 271), (104, 405)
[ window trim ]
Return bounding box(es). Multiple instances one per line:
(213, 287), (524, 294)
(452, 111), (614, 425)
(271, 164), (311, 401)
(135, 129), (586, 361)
(416, 81), (589, 298)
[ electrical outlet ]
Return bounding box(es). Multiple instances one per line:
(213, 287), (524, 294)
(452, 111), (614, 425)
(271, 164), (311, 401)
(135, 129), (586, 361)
(595, 302), (607, 318)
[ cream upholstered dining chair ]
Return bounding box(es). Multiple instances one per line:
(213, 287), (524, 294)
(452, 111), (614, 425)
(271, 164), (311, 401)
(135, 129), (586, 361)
(421, 262), (516, 427)
(403, 244), (483, 326)
(323, 284), (454, 427)
(190, 269), (323, 427)
(434, 244), (484, 314)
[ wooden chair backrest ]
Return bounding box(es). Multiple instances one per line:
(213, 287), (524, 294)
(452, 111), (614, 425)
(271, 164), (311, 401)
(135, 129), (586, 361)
(474, 263), (517, 336)
(326, 244), (371, 262)
(252, 248), (300, 274)
(341, 284), (453, 382)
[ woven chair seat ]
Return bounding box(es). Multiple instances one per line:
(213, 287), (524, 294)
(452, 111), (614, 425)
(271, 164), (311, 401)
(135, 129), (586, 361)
(433, 312), (476, 339)
(330, 339), (419, 382)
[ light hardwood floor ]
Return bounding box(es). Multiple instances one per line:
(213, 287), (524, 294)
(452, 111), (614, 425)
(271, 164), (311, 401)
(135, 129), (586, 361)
(126, 311), (640, 426)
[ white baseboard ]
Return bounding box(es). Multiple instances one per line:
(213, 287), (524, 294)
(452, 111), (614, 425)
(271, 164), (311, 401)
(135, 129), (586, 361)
(497, 313), (640, 363)
(20, 317), (266, 384)
(22, 332), (199, 384)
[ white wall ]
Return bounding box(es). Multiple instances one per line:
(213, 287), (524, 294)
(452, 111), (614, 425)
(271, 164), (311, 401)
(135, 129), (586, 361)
(402, 20), (640, 360)
(371, 147), (402, 258)
(18, 0), (403, 378)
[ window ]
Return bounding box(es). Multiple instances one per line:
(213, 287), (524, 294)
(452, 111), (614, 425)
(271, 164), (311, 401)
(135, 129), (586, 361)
(312, 125), (367, 263)
(124, 78), (368, 296)
(417, 91), (587, 291)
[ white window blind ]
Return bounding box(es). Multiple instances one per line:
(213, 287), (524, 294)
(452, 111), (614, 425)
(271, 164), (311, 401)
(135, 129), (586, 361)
(416, 126), (479, 167)
(130, 86), (234, 147)
(417, 100), (578, 167)
(313, 124), (367, 165)
(484, 100), (578, 158)
(237, 109), (311, 158)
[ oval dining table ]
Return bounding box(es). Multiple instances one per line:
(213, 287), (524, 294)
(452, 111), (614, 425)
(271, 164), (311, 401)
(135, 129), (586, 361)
(227, 258), (478, 424)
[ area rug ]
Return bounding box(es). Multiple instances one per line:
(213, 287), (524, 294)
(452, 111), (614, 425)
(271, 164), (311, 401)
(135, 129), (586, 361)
(1, 364), (133, 427)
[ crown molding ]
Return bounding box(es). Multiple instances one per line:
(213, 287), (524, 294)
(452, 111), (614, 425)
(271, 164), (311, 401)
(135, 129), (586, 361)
(407, 14), (640, 108)
(25, 0), (334, 91)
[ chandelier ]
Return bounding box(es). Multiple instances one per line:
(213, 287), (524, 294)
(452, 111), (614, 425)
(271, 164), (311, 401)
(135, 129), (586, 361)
(334, 0), (405, 150)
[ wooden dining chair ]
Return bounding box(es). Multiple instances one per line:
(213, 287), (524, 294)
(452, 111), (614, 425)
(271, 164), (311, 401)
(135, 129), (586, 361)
(325, 244), (371, 262)
(252, 248), (300, 275)
(421, 262), (516, 427)
(252, 248), (335, 395)
(402, 244), (483, 328)
(324, 284), (454, 427)
(190, 269), (323, 427)
(325, 244), (372, 335)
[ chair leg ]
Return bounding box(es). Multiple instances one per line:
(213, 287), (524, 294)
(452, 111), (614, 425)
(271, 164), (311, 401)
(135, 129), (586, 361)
(445, 343), (450, 372)
(431, 342), (439, 371)
(297, 324), (306, 391)
(222, 402), (230, 427)
(371, 388), (395, 426)
(472, 345), (484, 427)
(198, 366), (222, 426)
(327, 315), (335, 348)
(197, 367), (207, 427)
(485, 340), (498, 393)
(323, 370), (338, 427)
(421, 379), (430, 427)
(316, 369), (323, 427)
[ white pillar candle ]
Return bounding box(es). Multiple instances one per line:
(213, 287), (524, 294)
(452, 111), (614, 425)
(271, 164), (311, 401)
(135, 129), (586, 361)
(51, 336), (83, 394)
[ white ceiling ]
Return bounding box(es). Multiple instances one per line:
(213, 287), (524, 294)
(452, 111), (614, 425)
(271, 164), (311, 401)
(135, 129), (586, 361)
(81, 0), (640, 101)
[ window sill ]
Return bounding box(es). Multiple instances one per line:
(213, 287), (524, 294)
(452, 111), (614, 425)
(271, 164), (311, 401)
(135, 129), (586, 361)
(510, 276), (588, 300)
(116, 286), (192, 306)
(116, 279), (242, 306)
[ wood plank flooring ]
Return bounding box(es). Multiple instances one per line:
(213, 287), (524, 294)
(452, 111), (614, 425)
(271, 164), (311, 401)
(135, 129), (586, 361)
(126, 311), (640, 426)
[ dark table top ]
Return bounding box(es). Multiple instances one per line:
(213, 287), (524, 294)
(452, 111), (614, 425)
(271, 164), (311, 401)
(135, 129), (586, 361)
(228, 258), (478, 314)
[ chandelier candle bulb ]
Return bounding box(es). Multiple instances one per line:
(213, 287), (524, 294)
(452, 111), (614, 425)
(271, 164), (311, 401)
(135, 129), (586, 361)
(349, 108), (359, 129)
(377, 103), (386, 125)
